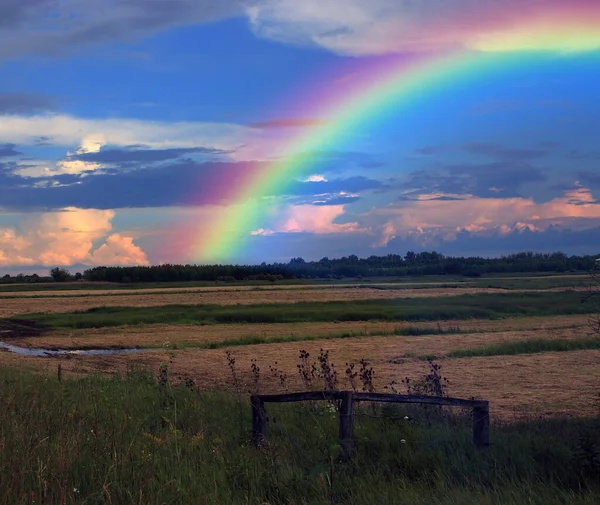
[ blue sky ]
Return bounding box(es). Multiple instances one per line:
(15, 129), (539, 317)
(1, 0), (600, 271)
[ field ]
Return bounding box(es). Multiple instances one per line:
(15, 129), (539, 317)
(1, 273), (599, 503)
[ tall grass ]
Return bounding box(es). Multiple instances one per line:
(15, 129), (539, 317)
(0, 365), (598, 504)
(12, 291), (593, 329)
(448, 337), (600, 358)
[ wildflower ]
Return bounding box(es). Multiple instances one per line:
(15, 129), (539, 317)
(73, 488), (79, 494)
(400, 439), (406, 444)
(404, 416), (410, 420)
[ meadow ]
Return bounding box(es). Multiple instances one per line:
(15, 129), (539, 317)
(1, 273), (599, 503)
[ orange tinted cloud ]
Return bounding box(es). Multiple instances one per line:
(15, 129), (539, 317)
(0, 208), (149, 267)
(252, 204), (362, 235)
(369, 186), (600, 246)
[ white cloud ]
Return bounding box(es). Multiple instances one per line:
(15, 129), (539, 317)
(246, 0), (600, 55)
(0, 207), (149, 267)
(304, 174), (327, 182)
(0, 114), (254, 151)
(0, 113), (260, 176)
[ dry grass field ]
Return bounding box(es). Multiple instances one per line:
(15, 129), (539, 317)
(0, 284), (586, 318)
(1, 278), (599, 419)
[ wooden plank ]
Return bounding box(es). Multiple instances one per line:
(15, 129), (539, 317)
(256, 391), (484, 408)
(251, 396), (266, 446)
(472, 402), (490, 449)
(256, 391), (341, 403)
(338, 392), (355, 458)
(353, 392), (483, 408)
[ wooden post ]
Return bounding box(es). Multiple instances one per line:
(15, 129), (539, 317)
(338, 391), (355, 458)
(251, 396), (266, 445)
(472, 402), (490, 449)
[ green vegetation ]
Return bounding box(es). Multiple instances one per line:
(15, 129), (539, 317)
(0, 366), (598, 505)
(12, 291), (593, 329)
(448, 337), (600, 358)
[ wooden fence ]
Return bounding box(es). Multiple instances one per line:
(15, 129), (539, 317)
(251, 391), (489, 457)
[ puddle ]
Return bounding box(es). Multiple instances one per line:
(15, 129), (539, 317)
(0, 341), (143, 357)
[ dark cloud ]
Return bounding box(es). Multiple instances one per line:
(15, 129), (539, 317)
(462, 142), (548, 161)
(249, 118), (329, 129)
(0, 92), (57, 114)
(412, 145), (447, 157)
(0, 143), (22, 158)
(403, 161), (546, 199)
(69, 146), (231, 164)
(578, 171), (600, 187)
(0, 0), (242, 60)
(0, 0), (48, 28)
(384, 225), (600, 258)
(33, 136), (54, 146)
(0, 159), (386, 211)
(288, 176), (383, 196)
(566, 150), (598, 160)
(312, 195), (361, 206)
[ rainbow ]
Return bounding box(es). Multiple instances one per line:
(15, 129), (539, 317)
(188, 5), (600, 264)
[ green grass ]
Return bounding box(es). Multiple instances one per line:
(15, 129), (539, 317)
(0, 272), (590, 293)
(448, 337), (600, 358)
(0, 366), (598, 504)
(11, 291), (594, 330)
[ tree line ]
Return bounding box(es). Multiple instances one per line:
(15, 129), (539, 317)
(1, 251), (597, 284)
(80, 251), (597, 283)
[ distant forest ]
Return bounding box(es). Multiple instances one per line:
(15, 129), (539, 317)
(2, 251), (598, 284)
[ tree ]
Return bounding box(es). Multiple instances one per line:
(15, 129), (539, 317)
(50, 267), (71, 282)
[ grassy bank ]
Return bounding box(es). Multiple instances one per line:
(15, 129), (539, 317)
(448, 337), (600, 358)
(11, 291), (593, 329)
(0, 366), (598, 504)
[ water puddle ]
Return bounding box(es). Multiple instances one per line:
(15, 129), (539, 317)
(0, 341), (142, 357)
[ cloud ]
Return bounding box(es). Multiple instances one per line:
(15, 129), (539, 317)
(0, 0), (243, 60)
(246, 0), (600, 56)
(0, 159), (386, 212)
(69, 145), (231, 164)
(0, 144), (22, 158)
(462, 142), (549, 161)
(0, 92), (57, 114)
(403, 161), (546, 199)
(364, 185), (600, 246)
(289, 176), (384, 196)
(249, 118), (329, 129)
(252, 204), (362, 236)
(304, 174), (327, 182)
(0, 114), (253, 151)
(0, 207), (148, 267)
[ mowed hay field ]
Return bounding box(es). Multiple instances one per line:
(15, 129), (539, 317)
(1, 275), (599, 419)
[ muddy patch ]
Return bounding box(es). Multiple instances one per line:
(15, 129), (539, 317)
(0, 341), (143, 357)
(0, 319), (47, 338)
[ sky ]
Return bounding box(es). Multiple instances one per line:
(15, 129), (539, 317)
(1, 0), (600, 272)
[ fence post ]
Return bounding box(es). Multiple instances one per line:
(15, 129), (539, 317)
(472, 401), (490, 448)
(251, 396), (266, 445)
(339, 391), (355, 458)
